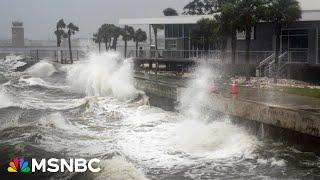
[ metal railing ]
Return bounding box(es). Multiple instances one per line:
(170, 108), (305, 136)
(128, 49), (276, 64)
(256, 51), (309, 77)
(0, 48), (85, 63)
(128, 49), (222, 61)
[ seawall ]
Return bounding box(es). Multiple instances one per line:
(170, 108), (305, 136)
(134, 76), (320, 152)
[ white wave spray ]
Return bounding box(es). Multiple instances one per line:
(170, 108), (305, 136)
(66, 51), (139, 100)
(0, 91), (14, 108)
(26, 60), (57, 77)
(174, 63), (257, 158)
(89, 157), (147, 180)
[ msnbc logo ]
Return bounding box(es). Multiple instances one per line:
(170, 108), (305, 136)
(7, 158), (100, 173)
(8, 158), (31, 173)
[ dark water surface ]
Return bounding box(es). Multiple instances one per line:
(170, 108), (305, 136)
(0, 55), (319, 180)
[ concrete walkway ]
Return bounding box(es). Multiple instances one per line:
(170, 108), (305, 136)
(134, 73), (320, 112)
(235, 87), (320, 112)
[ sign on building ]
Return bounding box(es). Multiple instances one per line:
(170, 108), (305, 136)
(237, 27), (255, 40)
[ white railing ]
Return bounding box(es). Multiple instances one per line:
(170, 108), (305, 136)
(128, 49), (222, 61)
(256, 51), (309, 77)
(129, 49), (275, 64)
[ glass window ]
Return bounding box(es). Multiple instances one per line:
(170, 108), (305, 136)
(289, 29), (308, 35)
(166, 39), (177, 49)
(289, 36), (308, 49)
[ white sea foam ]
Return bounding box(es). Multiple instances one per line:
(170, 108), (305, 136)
(19, 77), (51, 87)
(66, 51), (138, 100)
(173, 63), (257, 158)
(26, 61), (57, 77)
(38, 113), (74, 130)
(178, 65), (218, 121)
(0, 89), (14, 108)
(0, 54), (26, 70)
(90, 157), (147, 180)
(170, 119), (257, 158)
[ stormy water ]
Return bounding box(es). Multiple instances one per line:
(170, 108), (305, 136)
(0, 51), (319, 180)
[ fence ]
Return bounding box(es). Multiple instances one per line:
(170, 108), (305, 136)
(129, 49), (279, 64)
(0, 47), (85, 63)
(129, 49), (311, 65)
(29, 50), (85, 63)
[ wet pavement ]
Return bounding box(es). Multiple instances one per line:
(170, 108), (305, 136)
(134, 73), (320, 112)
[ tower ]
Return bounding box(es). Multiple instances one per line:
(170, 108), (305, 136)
(12, 21), (24, 48)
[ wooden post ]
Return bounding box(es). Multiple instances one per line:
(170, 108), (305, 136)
(61, 50), (64, 64)
(36, 50), (39, 61)
(77, 50), (79, 60)
(54, 51), (57, 62)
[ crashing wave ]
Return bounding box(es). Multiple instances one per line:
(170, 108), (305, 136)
(26, 60), (57, 77)
(66, 51), (140, 100)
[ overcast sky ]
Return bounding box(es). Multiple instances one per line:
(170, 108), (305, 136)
(0, 0), (319, 40)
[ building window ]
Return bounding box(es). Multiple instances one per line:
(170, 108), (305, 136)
(281, 29), (309, 62)
(281, 29), (308, 50)
(166, 39), (177, 49)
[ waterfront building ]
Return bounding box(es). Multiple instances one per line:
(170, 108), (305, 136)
(119, 10), (320, 80)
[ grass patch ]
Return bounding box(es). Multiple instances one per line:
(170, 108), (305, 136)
(275, 86), (320, 99)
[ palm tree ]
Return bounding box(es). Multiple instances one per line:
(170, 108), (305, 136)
(191, 18), (219, 51)
(217, 1), (240, 64)
(54, 19), (66, 47)
(99, 24), (112, 51)
(110, 25), (121, 50)
(163, 8), (179, 16)
(151, 24), (164, 51)
(183, 0), (219, 15)
(237, 0), (266, 80)
(266, 0), (301, 83)
(133, 29), (147, 56)
(121, 25), (135, 58)
(54, 19), (66, 63)
(93, 28), (103, 53)
(66, 23), (79, 64)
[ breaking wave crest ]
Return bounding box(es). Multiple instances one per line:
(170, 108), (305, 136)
(26, 60), (57, 77)
(66, 52), (139, 100)
(90, 157), (147, 180)
(0, 88), (15, 109)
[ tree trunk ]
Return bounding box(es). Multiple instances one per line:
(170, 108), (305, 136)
(154, 28), (158, 50)
(108, 38), (112, 49)
(221, 36), (228, 62)
(112, 38), (118, 50)
(98, 42), (101, 53)
(136, 41), (139, 57)
(274, 26), (281, 84)
(245, 27), (252, 80)
(68, 33), (73, 64)
(231, 29), (237, 64)
(105, 41), (108, 51)
(56, 27), (60, 47)
(124, 40), (127, 58)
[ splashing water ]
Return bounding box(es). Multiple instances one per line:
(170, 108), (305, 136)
(26, 60), (57, 77)
(66, 51), (139, 100)
(0, 91), (14, 109)
(178, 64), (218, 121)
(0, 51), (318, 180)
(88, 157), (147, 180)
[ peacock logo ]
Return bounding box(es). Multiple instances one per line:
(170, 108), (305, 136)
(7, 158), (31, 173)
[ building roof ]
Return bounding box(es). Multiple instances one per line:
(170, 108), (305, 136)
(301, 10), (320, 21)
(119, 15), (214, 25)
(119, 10), (320, 25)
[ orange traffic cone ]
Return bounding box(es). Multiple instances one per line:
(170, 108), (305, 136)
(230, 81), (238, 94)
(210, 82), (216, 93)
